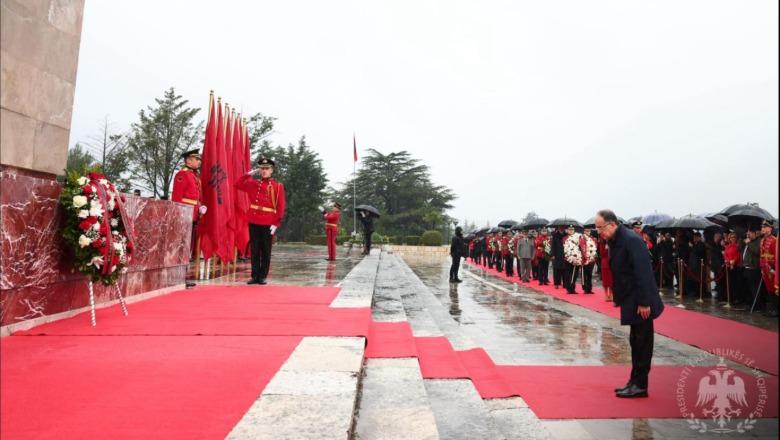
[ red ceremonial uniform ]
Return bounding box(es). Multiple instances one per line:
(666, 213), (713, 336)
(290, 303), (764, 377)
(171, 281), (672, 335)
(171, 168), (202, 222)
(235, 175), (286, 227)
(760, 234), (777, 292)
(324, 210), (340, 260)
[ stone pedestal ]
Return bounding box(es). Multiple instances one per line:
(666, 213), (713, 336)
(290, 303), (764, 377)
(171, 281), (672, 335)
(0, 166), (193, 328)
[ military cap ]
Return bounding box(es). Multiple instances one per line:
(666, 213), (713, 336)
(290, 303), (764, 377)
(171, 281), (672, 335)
(258, 157), (275, 167)
(333, 202), (342, 209)
(632, 221), (643, 228)
(762, 219), (773, 228)
(181, 149), (201, 159)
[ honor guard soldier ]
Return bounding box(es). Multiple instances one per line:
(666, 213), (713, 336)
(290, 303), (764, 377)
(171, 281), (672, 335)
(235, 157), (286, 285)
(760, 220), (778, 317)
(323, 203), (341, 261)
(172, 149), (206, 261)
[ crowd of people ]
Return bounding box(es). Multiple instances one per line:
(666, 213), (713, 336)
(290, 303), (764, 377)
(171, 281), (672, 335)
(460, 219), (779, 317)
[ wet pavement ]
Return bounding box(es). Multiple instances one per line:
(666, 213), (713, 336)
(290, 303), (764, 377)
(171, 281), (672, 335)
(185, 246), (778, 439)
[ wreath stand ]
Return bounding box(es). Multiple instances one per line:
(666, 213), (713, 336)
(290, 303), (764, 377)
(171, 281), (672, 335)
(87, 280), (129, 326)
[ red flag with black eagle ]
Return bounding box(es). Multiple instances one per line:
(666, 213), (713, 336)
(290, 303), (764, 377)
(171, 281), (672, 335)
(198, 97), (232, 262)
(353, 133), (358, 162)
(221, 107), (235, 260)
(232, 115), (249, 257)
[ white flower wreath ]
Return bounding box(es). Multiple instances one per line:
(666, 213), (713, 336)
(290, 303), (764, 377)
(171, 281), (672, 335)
(563, 233), (597, 265)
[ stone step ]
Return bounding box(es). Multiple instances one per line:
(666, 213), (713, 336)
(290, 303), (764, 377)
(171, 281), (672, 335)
(227, 254), (383, 440)
(354, 358), (440, 440)
(388, 254), (552, 440)
(226, 336), (365, 440)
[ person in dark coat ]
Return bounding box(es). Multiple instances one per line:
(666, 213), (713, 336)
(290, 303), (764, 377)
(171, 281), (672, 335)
(358, 211), (375, 255)
(687, 232), (707, 296)
(655, 232), (675, 290)
(551, 225), (567, 289)
(595, 209), (664, 399)
(449, 226), (465, 283)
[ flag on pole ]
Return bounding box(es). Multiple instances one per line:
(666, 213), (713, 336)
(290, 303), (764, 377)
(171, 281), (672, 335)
(353, 133), (358, 162)
(221, 107), (235, 260)
(232, 115), (249, 257)
(198, 97), (233, 262)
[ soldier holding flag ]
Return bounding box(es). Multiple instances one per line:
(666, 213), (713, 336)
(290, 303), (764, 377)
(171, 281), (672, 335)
(172, 149), (206, 260)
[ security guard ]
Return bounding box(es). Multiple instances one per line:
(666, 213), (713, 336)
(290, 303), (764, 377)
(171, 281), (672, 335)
(323, 203), (341, 261)
(760, 220), (778, 317)
(235, 157), (286, 285)
(172, 149), (205, 260)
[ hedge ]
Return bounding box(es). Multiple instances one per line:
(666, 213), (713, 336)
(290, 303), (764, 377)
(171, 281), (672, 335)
(405, 236), (420, 245)
(420, 230), (443, 246)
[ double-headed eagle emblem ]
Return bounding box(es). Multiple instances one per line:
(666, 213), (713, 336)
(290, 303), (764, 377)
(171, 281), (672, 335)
(695, 361), (748, 427)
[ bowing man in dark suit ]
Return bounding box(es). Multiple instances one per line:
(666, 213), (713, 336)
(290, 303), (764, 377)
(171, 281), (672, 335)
(595, 209), (664, 398)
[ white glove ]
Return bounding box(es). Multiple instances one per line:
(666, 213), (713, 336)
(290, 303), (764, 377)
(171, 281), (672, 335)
(199, 205), (208, 215)
(270, 225), (277, 235)
(248, 168), (261, 176)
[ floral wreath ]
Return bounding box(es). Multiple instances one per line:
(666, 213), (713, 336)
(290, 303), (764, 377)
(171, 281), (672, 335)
(563, 232), (597, 265)
(541, 237), (552, 260)
(59, 167), (136, 286)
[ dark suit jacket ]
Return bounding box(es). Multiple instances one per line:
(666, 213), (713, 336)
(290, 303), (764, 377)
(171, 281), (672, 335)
(609, 224), (664, 325)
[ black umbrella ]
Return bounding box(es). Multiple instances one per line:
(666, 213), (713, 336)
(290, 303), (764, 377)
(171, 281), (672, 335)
(475, 227), (490, 237)
(718, 203), (754, 216)
(520, 217), (550, 229)
(355, 204), (380, 218)
(547, 217), (583, 228)
(727, 206), (774, 231)
(705, 213), (729, 227)
(498, 219), (518, 228)
(641, 212), (672, 226)
(655, 215), (715, 230)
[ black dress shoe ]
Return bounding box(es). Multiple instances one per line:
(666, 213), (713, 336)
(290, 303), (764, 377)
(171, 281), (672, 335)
(247, 278), (260, 285)
(567, 291), (577, 294)
(185, 282), (196, 288)
(453, 278), (463, 283)
(616, 384), (648, 398)
(258, 278), (268, 285)
(584, 291), (594, 294)
(615, 382), (632, 393)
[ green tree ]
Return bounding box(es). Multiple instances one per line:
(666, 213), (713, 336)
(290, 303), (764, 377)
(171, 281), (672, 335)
(64, 143), (95, 177)
(522, 211), (539, 224)
(245, 112), (276, 157)
(124, 88), (204, 199)
(332, 149), (455, 236)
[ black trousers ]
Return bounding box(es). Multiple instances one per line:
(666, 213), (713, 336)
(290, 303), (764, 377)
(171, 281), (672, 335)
(629, 319), (655, 389)
(504, 254), (514, 276)
(363, 231), (373, 254)
(581, 263), (594, 292)
(537, 258), (549, 284)
(553, 265), (564, 287)
(743, 268), (761, 307)
(486, 252), (493, 268)
(449, 255), (461, 280)
(249, 223), (273, 280)
(564, 262), (580, 292)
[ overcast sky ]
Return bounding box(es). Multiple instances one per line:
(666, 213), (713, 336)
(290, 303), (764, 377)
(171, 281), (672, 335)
(69, 0), (779, 227)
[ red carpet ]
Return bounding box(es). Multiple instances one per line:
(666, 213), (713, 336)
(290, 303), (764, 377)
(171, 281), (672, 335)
(15, 285), (372, 337)
(365, 321), (416, 358)
(498, 365), (779, 419)
(465, 261), (780, 376)
(1, 335), (301, 440)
